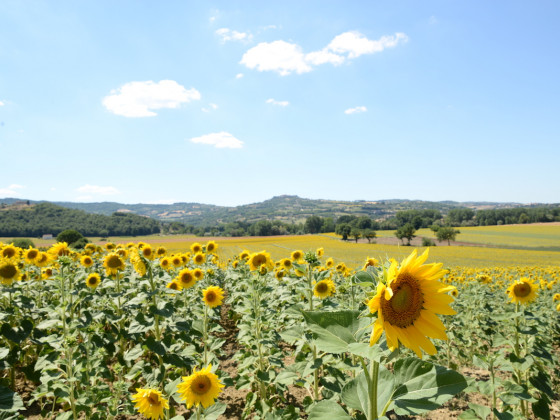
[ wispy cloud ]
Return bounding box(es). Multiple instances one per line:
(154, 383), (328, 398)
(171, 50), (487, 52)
(344, 106), (367, 114)
(202, 103), (218, 112)
(235, 73), (244, 79)
(0, 100), (4, 106)
(102, 80), (201, 117)
(0, 184), (24, 196)
(216, 28), (252, 43)
(266, 98), (289, 107)
(190, 132), (244, 149)
(76, 184), (120, 195)
(241, 31), (407, 76)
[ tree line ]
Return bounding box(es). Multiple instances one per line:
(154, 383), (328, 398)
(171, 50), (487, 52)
(0, 203), (160, 237)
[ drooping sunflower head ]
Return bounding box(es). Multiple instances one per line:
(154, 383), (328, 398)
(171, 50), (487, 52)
(367, 249), (455, 358)
(206, 241), (218, 254)
(131, 388), (169, 420)
(363, 257), (379, 270)
(193, 253), (205, 265)
(85, 243), (97, 254)
(275, 269), (285, 281)
(476, 274), (492, 284)
(190, 243), (202, 254)
(41, 267), (54, 279)
(239, 250), (250, 260)
(506, 277), (538, 305)
(103, 253), (125, 275)
(85, 273), (101, 289)
(291, 250), (304, 262)
(0, 258), (21, 285)
(116, 248), (128, 259)
(316, 248), (324, 258)
(313, 279), (336, 299)
(248, 251), (272, 271)
(202, 286), (225, 308)
(177, 269), (196, 289)
(177, 364), (224, 409)
(449, 287), (459, 298)
(80, 255), (94, 268)
(35, 252), (50, 267)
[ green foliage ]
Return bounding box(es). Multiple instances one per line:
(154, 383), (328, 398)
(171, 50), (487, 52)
(304, 216), (323, 234)
(335, 223), (352, 241)
(436, 227), (461, 245)
(395, 223), (416, 245)
(56, 229), (84, 245)
(422, 237), (436, 247)
(9, 238), (34, 248)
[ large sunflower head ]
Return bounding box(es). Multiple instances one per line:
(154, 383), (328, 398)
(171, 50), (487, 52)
(1, 244), (20, 259)
(281, 258), (292, 270)
(190, 243), (202, 254)
(239, 250), (250, 260)
(131, 388), (169, 420)
(155, 246), (167, 258)
(506, 277), (538, 305)
(193, 268), (204, 281)
(367, 249), (455, 358)
(291, 250), (304, 262)
(171, 255), (183, 268)
(160, 257), (171, 270)
(103, 253), (125, 276)
(0, 258), (21, 285)
(193, 252), (206, 265)
(177, 269), (196, 289)
(202, 286), (225, 308)
(247, 251), (272, 271)
(49, 242), (70, 258)
(313, 279), (336, 299)
(141, 245), (155, 260)
(166, 280), (182, 291)
(35, 252), (51, 267)
(130, 252), (147, 277)
(177, 364), (224, 409)
(85, 273), (101, 289)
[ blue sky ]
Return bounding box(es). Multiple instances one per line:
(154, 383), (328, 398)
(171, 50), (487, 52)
(1, 1), (559, 206)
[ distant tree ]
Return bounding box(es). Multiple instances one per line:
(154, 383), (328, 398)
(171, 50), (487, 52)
(10, 238), (35, 248)
(321, 217), (336, 233)
(422, 237), (436, 247)
(304, 216), (323, 234)
(363, 229), (377, 243)
(518, 213), (529, 224)
(355, 216), (372, 230)
(350, 228), (362, 243)
(436, 227), (461, 245)
(57, 229), (84, 246)
(335, 223), (352, 241)
(395, 223), (416, 245)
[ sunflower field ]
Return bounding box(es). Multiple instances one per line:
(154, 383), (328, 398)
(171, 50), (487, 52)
(0, 240), (559, 420)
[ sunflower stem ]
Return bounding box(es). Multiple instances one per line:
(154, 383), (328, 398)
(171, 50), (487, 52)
(203, 304), (208, 366)
(369, 359), (379, 420)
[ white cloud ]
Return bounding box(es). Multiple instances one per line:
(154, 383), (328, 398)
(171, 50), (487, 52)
(76, 184), (120, 195)
(76, 195), (94, 202)
(102, 80), (201, 117)
(327, 31), (408, 59)
(266, 98), (290, 107)
(305, 49), (345, 66)
(190, 132), (243, 149)
(202, 103), (218, 112)
(0, 184), (24, 196)
(0, 100), (4, 106)
(216, 28), (252, 43)
(344, 106), (367, 114)
(241, 31), (407, 75)
(235, 73), (244, 79)
(240, 40), (312, 76)
(8, 184), (24, 190)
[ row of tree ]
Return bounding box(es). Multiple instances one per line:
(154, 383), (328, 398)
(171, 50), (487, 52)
(0, 203), (160, 237)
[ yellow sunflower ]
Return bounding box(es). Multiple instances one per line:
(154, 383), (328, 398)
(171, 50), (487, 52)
(206, 241), (218, 254)
(131, 252), (147, 277)
(239, 250), (250, 260)
(326, 257), (334, 268)
(367, 249), (455, 358)
(1, 244), (19, 259)
(364, 257), (379, 269)
(291, 250), (304, 262)
(193, 268), (204, 281)
(35, 252), (50, 267)
(190, 243), (202, 254)
(41, 267), (54, 280)
(49, 242), (70, 258)
(449, 286), (459, 298)
(313, 279), (336, 298)
(171, 255), (183, 268)
(0, 258), (21, 285)
(160, 257), (171, 270)
(281, 258), (292, 270)
(202, 286), (225, 308)
(247, 251), (273, 271)
(177, 364), (224, 409)
(103, 253), (125, 276)
(166, 280), (182, 291)
(85, 273), (101, 288)
(105, 242), (116, 251)
(141, 245), (155, 260)
(177, 269), (196, 289)
(275, 269), (285, 280)
(85, 243), (97, 254)
(131, 388), (169, 420)
(316, 248), (324, 258)
(506, 277), (538, 305)
(156, 246), (167, 257)
(193, 253), (206, 265)
(552, 293), (560, 302)
(80, 255), (94, 268)
(23, 248), (40, 264)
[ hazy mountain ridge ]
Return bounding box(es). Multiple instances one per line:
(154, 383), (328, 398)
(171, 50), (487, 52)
(1, 195), (549, 228)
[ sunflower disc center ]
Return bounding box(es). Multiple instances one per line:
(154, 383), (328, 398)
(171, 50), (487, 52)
(381, 274), (424, 328)
(391, 284), (413, 312)
(0, 265), (17, 279)
(513, 283), (531, 297)
(192, 377), (211, 395)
